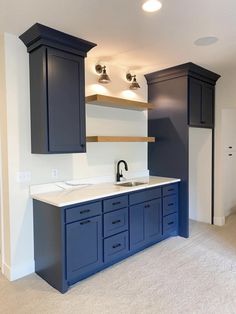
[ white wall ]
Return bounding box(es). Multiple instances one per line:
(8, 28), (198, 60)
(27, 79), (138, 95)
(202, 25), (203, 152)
(189, 128), (212, 223)
(0, 33), (148, 280)
(214, 67), (236, 225)
(220, 109), (236, 217)
(189, 67), (236, 226)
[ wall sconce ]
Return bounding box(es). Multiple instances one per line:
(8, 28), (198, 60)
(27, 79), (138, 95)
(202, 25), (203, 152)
(126, 73), (141, 90)
(95, 64), (111, 84)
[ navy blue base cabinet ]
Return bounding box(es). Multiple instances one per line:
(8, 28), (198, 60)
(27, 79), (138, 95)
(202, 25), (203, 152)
(33, 183), (179, 293)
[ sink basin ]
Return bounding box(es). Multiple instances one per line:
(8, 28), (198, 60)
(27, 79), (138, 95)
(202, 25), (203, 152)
(116, 181), (146, 187)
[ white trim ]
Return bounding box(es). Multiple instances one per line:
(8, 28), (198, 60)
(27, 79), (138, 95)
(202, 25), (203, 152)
(213, 216), (225, 226)
(0, 118), (3, 274)
(2, 262), (11, 280)
(3, 260), (34, 281)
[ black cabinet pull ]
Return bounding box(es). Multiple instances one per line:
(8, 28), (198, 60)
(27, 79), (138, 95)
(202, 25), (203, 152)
(144, 204), (150, 208)
(200, 120), (206, 124)
(168, 221), (174, 226)
(229, 146), (232, 149)
(229, 154), (233, 156)
(112, 243), (121, 249)
(112, 201), (121, 206)
(168, 203), (174, 207)
(80, 220), (90, 225)
(168, 188), (174, 192)
(80, 209), (90, 214)
(112, 220), (121, 225)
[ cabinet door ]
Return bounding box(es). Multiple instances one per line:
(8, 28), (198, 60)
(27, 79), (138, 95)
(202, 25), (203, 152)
(66, 216), (102, 280)
(145, 199), (162, 243)
(130, 199), (162, 251)
(47, 48), (85, 153)
(189, 77), (202, 127)
(189, 77), (214, 128)
(201, 83), (214, 128)
(129, 203), (146, 251)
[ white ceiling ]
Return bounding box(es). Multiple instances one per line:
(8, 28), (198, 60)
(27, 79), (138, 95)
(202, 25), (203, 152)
(1, 0), (236, 74)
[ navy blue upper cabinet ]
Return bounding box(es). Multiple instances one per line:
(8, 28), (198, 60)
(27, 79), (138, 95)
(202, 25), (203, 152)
(19, 23), (96, 154)
(189, 77), (214, 128)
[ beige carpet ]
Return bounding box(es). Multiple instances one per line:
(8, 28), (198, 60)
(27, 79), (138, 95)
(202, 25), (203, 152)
(1, 215), (236, 314)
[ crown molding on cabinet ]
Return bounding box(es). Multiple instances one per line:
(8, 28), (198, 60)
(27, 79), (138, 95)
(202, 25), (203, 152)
(145, 62), (221, 86)
(19, 23), (96, 56)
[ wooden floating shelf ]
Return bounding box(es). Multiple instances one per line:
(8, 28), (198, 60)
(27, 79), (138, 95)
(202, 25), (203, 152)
(86, 136), (155, 143)
(85, 94), (155, 111)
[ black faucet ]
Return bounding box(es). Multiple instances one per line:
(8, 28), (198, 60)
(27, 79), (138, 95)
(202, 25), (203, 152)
(116, 160), (128, 182)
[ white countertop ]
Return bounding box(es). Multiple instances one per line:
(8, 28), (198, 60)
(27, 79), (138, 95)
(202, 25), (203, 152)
(31, 176), (180, 207)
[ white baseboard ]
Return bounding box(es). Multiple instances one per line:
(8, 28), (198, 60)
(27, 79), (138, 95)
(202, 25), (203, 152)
(213, 216), (225, 226)
(2, 261), (34, 281)
(2, 262), (11, 280)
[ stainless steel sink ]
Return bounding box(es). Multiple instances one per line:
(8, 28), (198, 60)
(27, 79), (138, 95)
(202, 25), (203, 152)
(116, 181), (146, 187)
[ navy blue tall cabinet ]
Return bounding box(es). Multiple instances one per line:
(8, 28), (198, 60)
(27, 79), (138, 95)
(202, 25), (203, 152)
(145, 63), (220, 237)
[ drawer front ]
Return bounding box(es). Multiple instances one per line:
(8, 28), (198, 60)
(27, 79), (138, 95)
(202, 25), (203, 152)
(66, 201), (102, 223)
(103, 195), (128, 213)
(104, 208), (128, 238)
(163, 195), (178, 216)
(104, 231), (129, 263)
(162, 183), (178, 197)
(129, 187), (161, 206)
(163, 213), (178, 235)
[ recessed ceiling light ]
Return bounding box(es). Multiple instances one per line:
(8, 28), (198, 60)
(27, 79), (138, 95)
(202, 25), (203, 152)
(142, 0), (162, 13)
(194, 36), (218, 46)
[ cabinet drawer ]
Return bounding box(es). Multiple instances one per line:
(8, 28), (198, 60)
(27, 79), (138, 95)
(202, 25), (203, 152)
(162, 184), (178, 197)
(163, 195), (178, 216)
(163, 213), (178, 235)
(104, 208), (128, 238)
(104, 231), (129, 263)
(65, 201), (102, 223)
(129, 187), (161, 206)
(103, 195), (128, 213)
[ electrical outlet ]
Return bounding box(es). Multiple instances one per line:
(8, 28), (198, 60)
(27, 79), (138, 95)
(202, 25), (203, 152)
(51, 168), (59, 179)
(16, 171), (31, 183)
(25, 171), (31, 182)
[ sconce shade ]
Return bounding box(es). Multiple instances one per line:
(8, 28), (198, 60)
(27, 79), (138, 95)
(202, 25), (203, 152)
(95, 64), (111, 84)
(130, 77), (140, 90)
(126, 73), (141, 90)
